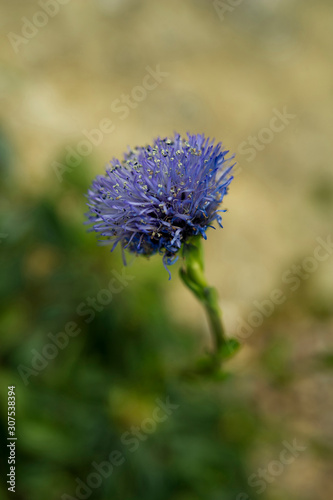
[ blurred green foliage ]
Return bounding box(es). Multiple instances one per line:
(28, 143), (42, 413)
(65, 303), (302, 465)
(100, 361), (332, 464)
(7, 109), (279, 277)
(0, 133), (332, 500)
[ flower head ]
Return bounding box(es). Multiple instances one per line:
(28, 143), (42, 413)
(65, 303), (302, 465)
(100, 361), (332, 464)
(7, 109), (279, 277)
(86, 133), (234, 276)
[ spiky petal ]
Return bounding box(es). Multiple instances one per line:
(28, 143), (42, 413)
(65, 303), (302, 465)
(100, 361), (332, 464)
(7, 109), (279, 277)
(85, 133), (234, 275)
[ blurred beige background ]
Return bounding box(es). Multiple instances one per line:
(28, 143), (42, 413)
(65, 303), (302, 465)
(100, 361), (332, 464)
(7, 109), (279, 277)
(1, 1), (333, 498)
(2, 0), (332, 331)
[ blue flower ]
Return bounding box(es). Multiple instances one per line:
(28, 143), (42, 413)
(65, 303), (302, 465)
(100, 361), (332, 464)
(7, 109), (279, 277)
(86, 133), (234, 277)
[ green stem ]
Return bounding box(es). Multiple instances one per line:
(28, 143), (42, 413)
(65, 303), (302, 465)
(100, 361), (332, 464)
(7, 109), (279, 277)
(203, 287), (226, 352)
(179, 236), (238, 363)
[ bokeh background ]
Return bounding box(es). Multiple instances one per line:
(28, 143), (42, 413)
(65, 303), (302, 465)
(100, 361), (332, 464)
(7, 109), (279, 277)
(1, 0), (333, 499)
